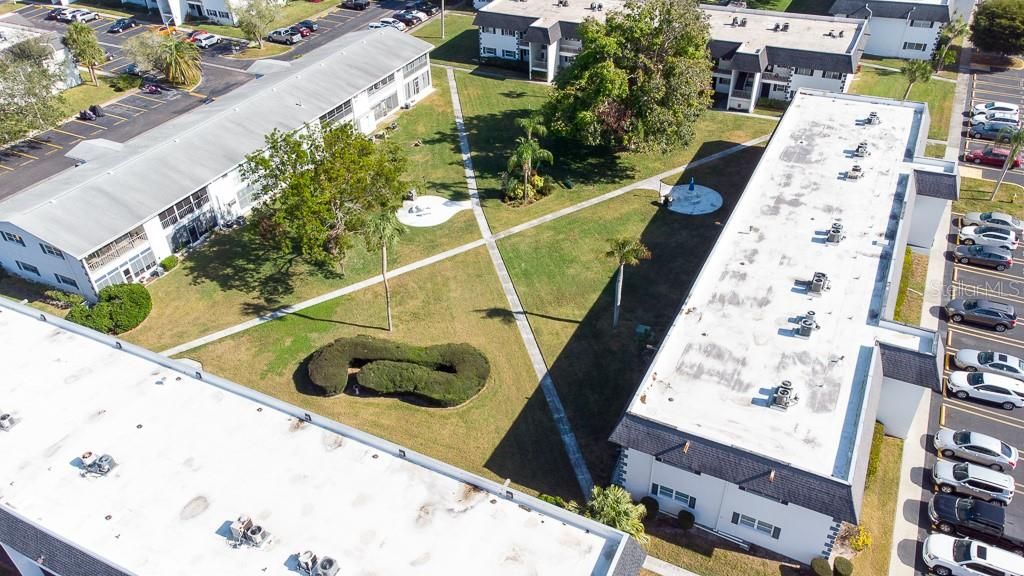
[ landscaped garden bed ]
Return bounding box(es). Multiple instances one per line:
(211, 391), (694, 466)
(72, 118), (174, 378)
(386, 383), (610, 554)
(308, 335), (489, 407)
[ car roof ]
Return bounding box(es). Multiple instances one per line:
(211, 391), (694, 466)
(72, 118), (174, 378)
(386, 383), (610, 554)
(971, 540), (1024, 569)
(963, 431), (1006, 453)
(971, 299), (1015, 313)
(966, 370), (1024, 390)
(965, 462), (1014, 487)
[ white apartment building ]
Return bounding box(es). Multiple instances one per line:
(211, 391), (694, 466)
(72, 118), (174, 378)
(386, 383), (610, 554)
(610, 90), (958, 563)
(0, 28), (434, 301)
(50, 0), (244, 26)
(0, 297), (646, 576)
(474, 1), (869, 114)
(829, 0), (952, 59)
(0, 17), (81, 91)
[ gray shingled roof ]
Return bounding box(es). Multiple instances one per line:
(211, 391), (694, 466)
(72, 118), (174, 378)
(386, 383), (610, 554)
(473, 11), (537, 33)
(524, 20), (561, 44)
(878, 342), (941, 389)
(0, 29), (432, 259)
(0, 507), (131, 576)
(611, 538), (646, 576)
(710, 42), (863, 73)
(732, 49), (768, 73)
(610, 414), (861, 523)
(914, 169), (959, 201)
(829, 0), (951, 22)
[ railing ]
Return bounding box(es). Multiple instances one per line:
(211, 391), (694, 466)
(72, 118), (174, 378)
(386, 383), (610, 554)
(762, 71), (791, 83)
(731, 89), (753, 99)
(85, 227), (148, 271)
(558, 44), (581, 55)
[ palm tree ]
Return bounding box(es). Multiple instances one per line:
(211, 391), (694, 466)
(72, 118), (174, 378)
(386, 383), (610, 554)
(990, 127), (1024, 200)
(583, 485), (650, 547)
(64, 23), (105, 85)
(158, 37), (201, 87)
(605, 237), (651, 328)
(935, 17), (968, 72)
(364, 211), (406, 331)
(507, 137), (554, 203)
(900, 60), (933, 101)
(515, 114), (548, 141)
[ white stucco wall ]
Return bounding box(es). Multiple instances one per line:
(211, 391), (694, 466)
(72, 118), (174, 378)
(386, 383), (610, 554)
(0, 223), (96, 300)
(787, 70), (847, 96)
(857, 17), (939, 59)
(479, 31), (520, 58)
(877, 376), (931, 439)
(142, 217), (172, 262)
(908, 194), (948, 249)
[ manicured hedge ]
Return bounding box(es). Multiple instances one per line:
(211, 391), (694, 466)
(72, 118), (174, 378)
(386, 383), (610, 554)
(866, 421), (885, 485)
(160, 255), (179, 271)
(307, 336), (490, 407)
(833, 556), (854, 576)
(67, 284), (152, 335)
(810, 557), (831, 576)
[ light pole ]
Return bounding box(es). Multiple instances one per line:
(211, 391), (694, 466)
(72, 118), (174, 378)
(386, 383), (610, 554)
(441, 0), (445, 39)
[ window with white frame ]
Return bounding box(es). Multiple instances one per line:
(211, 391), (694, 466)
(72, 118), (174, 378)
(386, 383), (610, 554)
(793, 67), (814, 76)
(822, 71), (844, 80)
(500, 28), (518, 37)
(54, 273), (79, 289)
(16, 261), (40, 275)
(372, 92), (399, 121)
(650, 483), (696, 509)
(39, 243), (64, 259)
(367, 73), (395, 97)
(159, 188), (211, 229)
(909, 20), (933, 27)
(903, 42), (928, 51)
(403, 54), (429, 75)
(502, 49), (517, 59)
(480, 26), (496, 34)
(482, 47), (497, 56)
(1, 231), (25, 246)
(320, 99), (353, 124)
(730, 512), (781, 539)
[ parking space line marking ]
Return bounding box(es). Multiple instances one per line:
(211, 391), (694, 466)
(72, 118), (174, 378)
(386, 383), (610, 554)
(940, 404), (946, 426)
(70, 119), (105, 130)
(110, 101), (146, 112)
(49, 127), (88, 139)
(28, 138), (62, 151)
(946, 328), (952, 347)
(952, 265), (1021, 283)
(102, 110), (130, 121)
(947, 326), (1024, 351)
(105, 57), (126, 67)
(945, 400), (1024, 428)
(0, 164), (14, 172)
(132, 94), (165, 105)
(5, 149), (38, 160)
(956, 286), (1024, 305)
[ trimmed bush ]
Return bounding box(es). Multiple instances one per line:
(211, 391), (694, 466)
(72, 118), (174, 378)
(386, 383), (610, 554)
(66, 284), (151, 335)
(639, 496), (659, 517)
(160, 255), (179, 271)
(849, 525), (872, 552)
(307, 335), (490, 407)
(833, 556), (853, 576)
(866, 421), (885, 484)
(810, 557), (831, 576)
(676, 510), (695, 531)
(44, 289), (85, 309)
(538, 494), (578, 511)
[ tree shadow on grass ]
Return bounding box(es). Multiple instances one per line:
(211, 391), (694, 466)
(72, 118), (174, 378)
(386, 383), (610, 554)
(647, 516), (804, 572)
(475, 306), (581, 325)
(485, 144), (765, 498)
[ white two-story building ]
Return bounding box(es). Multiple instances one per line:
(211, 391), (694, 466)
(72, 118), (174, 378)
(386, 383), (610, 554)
(829, 0), (952, 59)
(610, 90), (957, 563)
(0, 28), (433, 301)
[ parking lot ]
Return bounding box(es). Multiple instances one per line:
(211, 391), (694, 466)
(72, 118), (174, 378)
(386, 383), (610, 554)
(960, 67), (1024, 187)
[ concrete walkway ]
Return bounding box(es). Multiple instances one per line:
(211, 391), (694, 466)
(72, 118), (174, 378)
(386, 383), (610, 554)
(945, 42), (973, 162)
(445, 66), (595, 497)
(919, 202), (953, 331)
(886, 391), (935, 576)
(643, 556), (700, 576)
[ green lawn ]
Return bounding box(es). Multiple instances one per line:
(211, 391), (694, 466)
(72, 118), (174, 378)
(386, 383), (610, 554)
(925, 142), (947, 158)
(179, 246), (582, 499)
(455, 71), (778, 232)
(782, 0), (833, 14)
(894, 248), (928, 326)
(413, 12), (479, 69)
(850, 67), (954, 140)
(0, 272), (67, 317)
(954, 177), (1024, 217)
(861, 55), (958, 80)
(189, 0), (334, 40)
(0, 1), (26, 14)
(498, 146), (765, 482)
(224, 42), (290, 58)
(61, 73), (142, 117)
(123, 74), (473, 351)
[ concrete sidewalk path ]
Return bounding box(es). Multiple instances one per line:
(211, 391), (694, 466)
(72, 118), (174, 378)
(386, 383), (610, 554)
(643, 556), (700, 576)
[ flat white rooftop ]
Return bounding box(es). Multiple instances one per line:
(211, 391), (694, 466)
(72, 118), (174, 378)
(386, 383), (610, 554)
(0, 302), (633, 575)
(0, 21), (43, 52)
(705, 7), (864, 55)
(479, 0), (626, 25)
(623, 91), (926, 480)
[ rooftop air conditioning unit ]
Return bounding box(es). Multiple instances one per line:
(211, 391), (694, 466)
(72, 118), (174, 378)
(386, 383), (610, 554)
(771, 381), (800, 410)
(773, 22), (780, 31)
(597, 2), (603, 9)
(590, 1), (597, 7)
(80, 452), (116, 476)
(809, 272), (829, 294)
(298, 551), (318, 574)
(867, 111), (880, 125)
(230, 515), (253, 542)
(245, 524), (271, 547)
(847, 164), (864, 180)
(315, 557), (340, 576)
(796, 310), (817, 338)
(0, 412), (14, 431)
(827, 222), (844, 244)
(782, 22), (790, 31)
(740, 17), (747, 26)
(854, 141), (869, 157)
(731, 16), (739, 25)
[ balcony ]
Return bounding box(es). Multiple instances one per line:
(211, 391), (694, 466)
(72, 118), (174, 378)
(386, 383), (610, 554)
(85, 226), (148, 271)
(762, 70), (791, 83)
(731, 89), (753, 100)
(559, 44), (581, 55)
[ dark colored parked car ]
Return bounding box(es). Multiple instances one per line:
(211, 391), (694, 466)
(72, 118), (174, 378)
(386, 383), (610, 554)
(929, 493), (1024, 555)
(287, 25), (312, 38)
(342, 0), (370, 9)
(954, 244), (1014, 271)
(946, 298), (1018, 332)
(108, 18), (138, 33)
(965, 146), (1022, 169)
(407, 0), (439, 14)
(970, 123), (1018, 142)
(393, 10), (422, 25)
(46, 7), (65, 19)
(298, 19), (319, 31)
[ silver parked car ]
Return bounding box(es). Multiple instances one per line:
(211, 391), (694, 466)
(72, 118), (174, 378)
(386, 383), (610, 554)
(974, 101), (1022, 116)
(954, 350), (1024, 382)
(963, 211), (1024, 235)
(923, 534), (1024, 576)
(948, 371), (1024, 410)
(934, 428), (1019, 472)
(933, 460), (1015, 504)
(958, 225), (1019, 250)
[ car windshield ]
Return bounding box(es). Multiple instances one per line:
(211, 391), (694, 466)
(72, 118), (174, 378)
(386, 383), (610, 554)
(953, 430), (971, 444)
(956, 497), (975, 519)
(968, 372), (986, 385)
(952, 538), (972, 563)
(969, 245), (986, 254)
(952, 462), (969, 480)
(964, 300), (979, 310)
(1002, 443), (1015, 457)
(979, 351), (995, 364)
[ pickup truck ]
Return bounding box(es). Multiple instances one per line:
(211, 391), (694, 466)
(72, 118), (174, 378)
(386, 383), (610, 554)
(929, 493), (1024, 555)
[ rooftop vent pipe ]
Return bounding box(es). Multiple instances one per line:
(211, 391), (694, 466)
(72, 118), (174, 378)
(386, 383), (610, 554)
(0, 412), (14, 431)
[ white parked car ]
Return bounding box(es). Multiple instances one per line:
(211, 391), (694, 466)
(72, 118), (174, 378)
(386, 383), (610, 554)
(971, 112), (1020, 127)
(953, 350), (1024, 382)
(934, 428), (1019, 472)
(948, 371), (1024, 410)
(962, 211), (1024, 235)
(368, 21), (387, 29)
(958, 225), (1019, 251)
(932, 460), (1015, 504)
(193, 33), (219, 48)
(379, 17), (406, 31)
(923, 534), (1024, 576)
(974, 101), (1021, 116)
(71, 10), (100, 22)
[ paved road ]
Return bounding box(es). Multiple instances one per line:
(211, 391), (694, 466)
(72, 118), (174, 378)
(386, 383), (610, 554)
(958, 68), (1024, 187)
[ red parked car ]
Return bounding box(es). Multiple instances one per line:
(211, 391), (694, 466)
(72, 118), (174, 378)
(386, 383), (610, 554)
(184, 29), (208, 42)
(965, 147), (1022, 169)
(287, 25), (313, 37)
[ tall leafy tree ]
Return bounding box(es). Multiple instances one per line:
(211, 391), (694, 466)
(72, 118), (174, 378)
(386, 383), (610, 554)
(64, 22), (105, 85)
(231, 0), (279, 50)
(0, 39), (67, 147)
(240, 122), (407, 272)
(934, 17), (968, 72)
(506, 116), (554, 204)
(363, 211), (406, 331)
(544, 0), (712, 151)
(122, 31), (163, 73)
(582, 485), (650, 546)
(900, 60), (932, 101)
(990, 127), (1024, 200)
(157, 37), (201, 86)
(970, 0), (1024, 56)
(605, 237), (650, 328)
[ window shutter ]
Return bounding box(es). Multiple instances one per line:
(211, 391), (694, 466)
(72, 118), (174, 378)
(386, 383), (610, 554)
(651, 483), (659, 495)
(771, 526), (781, 539)
(731, 512), (739, 525)
(689, 496), (697, 509)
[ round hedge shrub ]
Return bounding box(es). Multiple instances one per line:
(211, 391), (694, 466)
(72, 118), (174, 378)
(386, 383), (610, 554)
(160, 255), (179, 271)
(66, 284), (151, 335)
(676, 510), (695, 531)
(810, 557), (831, 576)
(832, 556), (853, 576)
(640, 496), (659, 517)
(307, 335), (490, 407)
